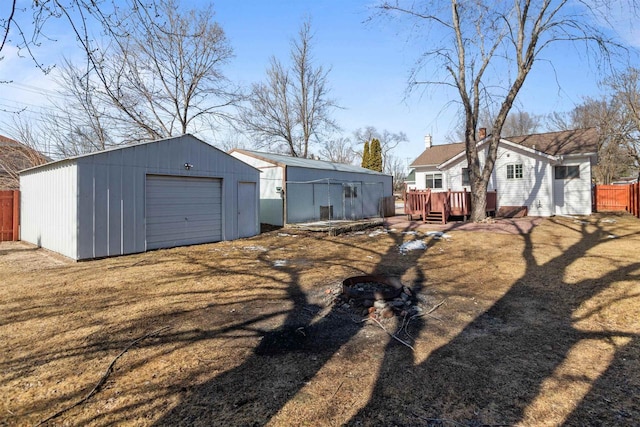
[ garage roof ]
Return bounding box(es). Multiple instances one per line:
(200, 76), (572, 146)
(231, 149), (391, 176)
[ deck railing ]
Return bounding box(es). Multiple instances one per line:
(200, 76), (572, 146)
(404, 188), (497, 223)
(404, 189), (432, 221)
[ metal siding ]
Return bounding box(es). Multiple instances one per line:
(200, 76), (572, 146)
(145, 175), (222, 249)
(107, 152), (123, 255)
(238, 182), (258, 238)
(22, 135), (260, 259)
(20, 163), (78, 259)
(77, 162), (94, 258)
(121, 164), (136, 255)
(92, 161), (109, 257)
(285, 166), (392, 223)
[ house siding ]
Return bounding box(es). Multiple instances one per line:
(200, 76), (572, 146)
(553, 157), (593, 215)
(409, 130), (597, 218)
(494, 146), (554, 216)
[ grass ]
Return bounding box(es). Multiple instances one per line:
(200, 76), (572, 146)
(0, 213), (639, 426)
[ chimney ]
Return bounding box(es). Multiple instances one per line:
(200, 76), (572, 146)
(424, 134), (432, 149)
(478, 128), (487, 139)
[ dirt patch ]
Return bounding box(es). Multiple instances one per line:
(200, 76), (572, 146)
(1, 214), (639, 426)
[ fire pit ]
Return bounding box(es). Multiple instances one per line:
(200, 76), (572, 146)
(342, 275), (403, 301)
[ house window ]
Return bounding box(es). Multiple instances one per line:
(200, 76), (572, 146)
(462, 168), (470, 186)
(555, 165), (580, 179)
(344, 185), (358, 198)
(425, 173), (443, 189)
(507, 164), (523, 179)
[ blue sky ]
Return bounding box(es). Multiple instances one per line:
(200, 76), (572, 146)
(1, 0), (638, 165)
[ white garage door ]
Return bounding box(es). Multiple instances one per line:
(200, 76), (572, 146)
(146, 175), (222, 250)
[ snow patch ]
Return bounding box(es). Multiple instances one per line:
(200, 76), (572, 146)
(399, 240), (428, 254)
(425, 231), (452, 240)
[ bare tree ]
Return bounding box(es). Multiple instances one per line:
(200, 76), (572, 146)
(548, 94), (637, 184)
(241, 19), (338, 157)
(606, 67), (640, 179)
(353, 126), (408, 172)
(381, 0), (628, 221)
(502, 111), (541, 137)
(385, 154), (408, 192)
(3, 0), (238, 146)
(319, 136), (357, 164)
(85, 0), (238, 143)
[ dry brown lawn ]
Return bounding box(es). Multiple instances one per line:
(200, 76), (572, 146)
(1, 214), (639, 426)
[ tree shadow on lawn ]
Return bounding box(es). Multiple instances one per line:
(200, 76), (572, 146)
(348, 217), (640, 426)
(152, 230), (433, 426)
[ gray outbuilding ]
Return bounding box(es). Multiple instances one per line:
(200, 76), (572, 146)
(20, 135), (260, 260)
(229, 149), (393, 226)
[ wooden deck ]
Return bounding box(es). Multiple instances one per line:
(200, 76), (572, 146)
(404, 189), (497, 224)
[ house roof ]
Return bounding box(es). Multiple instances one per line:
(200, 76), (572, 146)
(504, 128), (599, 156)
(231, 149), (391, 176)
(410, 142), (465, 167)
(410, 128), (599, 168)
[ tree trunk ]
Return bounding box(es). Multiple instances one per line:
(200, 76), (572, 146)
(469, 178), (488, 222)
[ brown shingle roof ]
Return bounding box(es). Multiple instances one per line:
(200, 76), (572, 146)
(505, 128), (599, 156)
(410, 128), (598, 167)
(410, 142), (465, 167)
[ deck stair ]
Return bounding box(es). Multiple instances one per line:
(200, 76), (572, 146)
(404, 188), (497, 224)
(424, 211), (445, 224)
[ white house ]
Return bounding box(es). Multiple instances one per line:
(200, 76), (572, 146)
(409, 128), (598, 216)
(229, 149), (394, 226)
(20, 135), (260, 260)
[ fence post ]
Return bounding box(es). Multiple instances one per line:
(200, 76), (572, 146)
(13, 190), (19, 241)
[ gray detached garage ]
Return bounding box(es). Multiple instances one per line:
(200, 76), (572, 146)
(20, 135), (260, 260)
(229, 149), (394, 226)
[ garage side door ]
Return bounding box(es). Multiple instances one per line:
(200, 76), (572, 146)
(146, 175), (222, 250)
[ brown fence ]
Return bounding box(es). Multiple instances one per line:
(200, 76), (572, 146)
(630, 183), (639, 218)
(0, 190), (20, 241)
(593, 184), (640, 218)
(380, 196), (396, 217)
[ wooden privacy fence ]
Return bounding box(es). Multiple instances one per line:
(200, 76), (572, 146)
(380, 196), (396, 217)
(0, 190), (20, 241)
(593, 184), (640, 218)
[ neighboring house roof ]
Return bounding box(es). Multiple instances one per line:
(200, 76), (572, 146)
(404, 169), (416, 182)
(410, 128), (599, 168)
(231, 149), (391, 176)
(1, 134), (50, 189)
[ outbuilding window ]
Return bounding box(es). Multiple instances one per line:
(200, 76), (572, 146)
(425, 173), (443, 189)
(555, 165), (580, 179)
(344, 185), (358, 198)
(507, 164), (523, 180)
